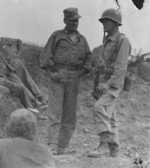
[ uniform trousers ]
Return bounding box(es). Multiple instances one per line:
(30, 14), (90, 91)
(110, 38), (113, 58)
(93, 93), (119, 145)
(3, 74), (34, 108)
(47, 69), (80, 148)
(10, 60), (42, 99)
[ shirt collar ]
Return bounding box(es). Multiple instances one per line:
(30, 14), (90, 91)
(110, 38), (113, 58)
(106, 30), (120, 42)
(64, 27), (82, 38)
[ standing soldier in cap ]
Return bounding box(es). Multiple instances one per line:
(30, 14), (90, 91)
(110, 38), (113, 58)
(88, 8), (131, 157)
(40, 7), (91, 155)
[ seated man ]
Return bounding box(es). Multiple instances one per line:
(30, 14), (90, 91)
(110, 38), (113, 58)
(0, 37), (47, 109)
(0, 108), (56, 168)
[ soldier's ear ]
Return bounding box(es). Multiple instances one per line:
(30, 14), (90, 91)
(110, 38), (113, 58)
(64, 18), (69, 25)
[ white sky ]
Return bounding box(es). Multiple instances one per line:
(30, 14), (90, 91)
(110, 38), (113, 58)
(0, 0), (149, 53)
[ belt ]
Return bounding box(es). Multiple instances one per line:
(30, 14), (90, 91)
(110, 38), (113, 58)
(54, 64), (80, 71)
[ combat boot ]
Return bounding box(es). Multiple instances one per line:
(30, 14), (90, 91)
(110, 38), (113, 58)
(52, 145), (66, 155)
(53, 146), (77, 155)
(108, 143), (119, 157)
(87, 132), (109, 158)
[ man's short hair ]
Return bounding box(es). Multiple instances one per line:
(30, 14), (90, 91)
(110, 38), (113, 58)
(5, 108), (37, 140)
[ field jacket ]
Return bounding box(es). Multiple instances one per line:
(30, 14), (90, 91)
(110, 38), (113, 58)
(40, 28), (91, 73)
(92, 30), (131, 97)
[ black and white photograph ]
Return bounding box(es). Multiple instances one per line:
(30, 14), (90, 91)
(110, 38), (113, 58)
(0, 0), (149, 168)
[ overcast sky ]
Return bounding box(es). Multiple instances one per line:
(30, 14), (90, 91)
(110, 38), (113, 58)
(0, 0), (149, 53)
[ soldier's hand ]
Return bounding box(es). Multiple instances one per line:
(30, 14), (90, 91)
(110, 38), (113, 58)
(98, 83), (108, 94)
(49, 72), (61, 82)
(92, 87), (103, 100)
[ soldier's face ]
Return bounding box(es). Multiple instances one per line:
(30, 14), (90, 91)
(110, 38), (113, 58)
(3, 44), (18, 57)
(102, 18), (117, 33)
(65, 19), (79, 31)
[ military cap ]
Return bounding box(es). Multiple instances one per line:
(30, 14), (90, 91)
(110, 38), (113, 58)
(63, 7), (81, 20)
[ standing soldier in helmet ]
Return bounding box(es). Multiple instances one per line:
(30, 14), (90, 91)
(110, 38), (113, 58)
(88, 8), (131, 157)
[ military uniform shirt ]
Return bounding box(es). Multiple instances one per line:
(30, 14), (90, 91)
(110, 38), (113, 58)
(94, 31), (131, 97)
(40, 28), (91, 72)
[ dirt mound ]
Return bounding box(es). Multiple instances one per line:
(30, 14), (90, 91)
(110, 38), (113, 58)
(20, 44), (46, 84)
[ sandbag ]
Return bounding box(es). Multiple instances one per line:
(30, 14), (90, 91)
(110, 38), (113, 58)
(138, 61), (150, 82)
(123, 75), (133, 92)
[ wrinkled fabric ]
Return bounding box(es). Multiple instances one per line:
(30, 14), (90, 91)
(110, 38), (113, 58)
(94, 94), (119, 144)
(47, 71), (79, 147)
(0, 42), (42, 108)
(93, 31), (131, 97)
(0, 54), (33, 108)
(40, 28), (91, 72)
(5, 72), (36, 108)
(92, 30), (131, 145)
(1, 43), (42, 99)
(11, 58), (42, 99)
(40, 28), (91, 148)
(103, 32), (131, 96)
(0, 138), (56, 168)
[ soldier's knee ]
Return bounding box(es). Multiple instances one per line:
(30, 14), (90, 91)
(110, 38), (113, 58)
(93, 102), (104, 115)
(16, 84), (25, 93)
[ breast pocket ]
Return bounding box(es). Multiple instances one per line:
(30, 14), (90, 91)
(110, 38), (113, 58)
(55, 41), (71, 63)
(72, 44), (85, 64)
(103, 42), (117, 61)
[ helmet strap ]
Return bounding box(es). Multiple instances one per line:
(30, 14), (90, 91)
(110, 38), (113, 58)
(102, 32), (106, 43)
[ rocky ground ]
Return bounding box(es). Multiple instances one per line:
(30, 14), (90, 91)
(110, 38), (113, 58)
(0, 43), (150, 168)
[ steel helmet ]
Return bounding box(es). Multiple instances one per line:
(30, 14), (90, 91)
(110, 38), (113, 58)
(99, 8), (122, 26)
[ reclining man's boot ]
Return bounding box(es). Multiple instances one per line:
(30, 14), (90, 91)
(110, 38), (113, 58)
(108, 143), (119, 157)
(87, 132), (109, 158)
(36, 96), (48, 110)
(48, 143), (57, 154)
(52, 145), (66, 155)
